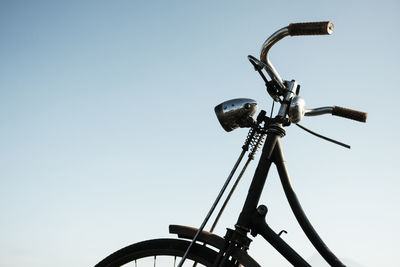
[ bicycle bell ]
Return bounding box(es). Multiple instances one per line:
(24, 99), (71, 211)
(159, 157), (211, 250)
(288, 96), (306, 123)
(214, 98), (258, 132)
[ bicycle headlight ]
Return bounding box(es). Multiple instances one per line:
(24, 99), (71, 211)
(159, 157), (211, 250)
(214, 98), (258, 132)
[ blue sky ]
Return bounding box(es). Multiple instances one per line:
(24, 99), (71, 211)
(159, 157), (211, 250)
(0, 1), (399, 266)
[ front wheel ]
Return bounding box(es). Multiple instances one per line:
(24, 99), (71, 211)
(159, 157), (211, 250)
(95, 238), (225, 267)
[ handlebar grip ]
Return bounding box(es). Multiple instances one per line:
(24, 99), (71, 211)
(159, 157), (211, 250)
(288, 21), (334, 36)
(332, 106), (367, 122)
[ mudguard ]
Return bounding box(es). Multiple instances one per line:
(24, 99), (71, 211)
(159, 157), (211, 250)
(169, 225), (260, 267)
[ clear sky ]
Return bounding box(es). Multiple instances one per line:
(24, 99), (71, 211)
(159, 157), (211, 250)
(0, 1), (399, 266)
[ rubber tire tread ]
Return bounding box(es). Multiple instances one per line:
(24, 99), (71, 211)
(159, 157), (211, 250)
(95, 238), (220, 267)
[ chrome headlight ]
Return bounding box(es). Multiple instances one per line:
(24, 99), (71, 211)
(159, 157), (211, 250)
(214, 98), (258, 132)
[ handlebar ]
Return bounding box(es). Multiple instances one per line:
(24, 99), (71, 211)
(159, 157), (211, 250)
(257, 21), (368, 124)
(288, 21), (334, 36)
(259, 21), (334, 90)
(305, 106), (368, 123)
(332, 106), (367, 122)
(251, 22), (367, 267)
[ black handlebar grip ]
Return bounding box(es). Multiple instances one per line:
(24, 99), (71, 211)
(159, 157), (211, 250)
(332, 106), (367, 122)
(288, 21), (334, 36)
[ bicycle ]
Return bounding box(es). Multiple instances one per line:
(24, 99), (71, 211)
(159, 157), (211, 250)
(95, 21), (367, 267)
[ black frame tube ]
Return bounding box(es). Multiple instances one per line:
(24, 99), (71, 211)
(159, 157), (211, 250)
(236, 133), (278, 228)
(253, 216), (310, 267)
(272, 140), (346, 267)
(233, 130), (346, 267)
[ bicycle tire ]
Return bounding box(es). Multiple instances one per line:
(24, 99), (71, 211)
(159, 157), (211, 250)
(95, 238), (226, 267)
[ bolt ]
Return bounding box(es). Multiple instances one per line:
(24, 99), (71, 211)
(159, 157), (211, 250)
(257, 205), (268, 216)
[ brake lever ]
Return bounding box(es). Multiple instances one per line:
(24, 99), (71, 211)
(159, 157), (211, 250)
(248, 55), (281, 102)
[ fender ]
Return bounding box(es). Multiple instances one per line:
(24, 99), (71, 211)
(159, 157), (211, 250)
(169, 225), (260, 267)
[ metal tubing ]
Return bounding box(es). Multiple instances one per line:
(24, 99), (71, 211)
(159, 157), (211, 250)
(210, 156), (252, 232)
(304, 106), (333, 116)
(253, 215), (310, 267)
(259, 26), (290, 88)
(272, 140), (346, 267)
(177, 149), (247, 267)
(236, 133), (278, 228)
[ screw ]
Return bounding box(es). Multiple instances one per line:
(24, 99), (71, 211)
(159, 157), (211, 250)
(256, 205), (268, 216)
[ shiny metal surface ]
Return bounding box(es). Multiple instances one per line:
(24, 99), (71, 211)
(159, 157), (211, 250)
(326, 22), (334, 34)
(304, 106), (333, 116)
(277, 80), (297, 117)
(215, 98), (258, 132)
(259, 27), (290, 88)
(289, 96), (306, 123)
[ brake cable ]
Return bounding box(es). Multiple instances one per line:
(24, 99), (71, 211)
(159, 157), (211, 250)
(296, 123), (350, 149)
(249, 55), (351, 149)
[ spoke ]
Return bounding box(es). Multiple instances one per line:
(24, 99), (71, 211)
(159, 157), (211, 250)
(154, 255), (156, 267)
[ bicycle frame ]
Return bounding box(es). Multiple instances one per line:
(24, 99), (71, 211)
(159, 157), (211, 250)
(228, 121), (345, 267)
(96, 21), (366, 267)
(174, 22), (357, 266)
(171, 122), (346, 266)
